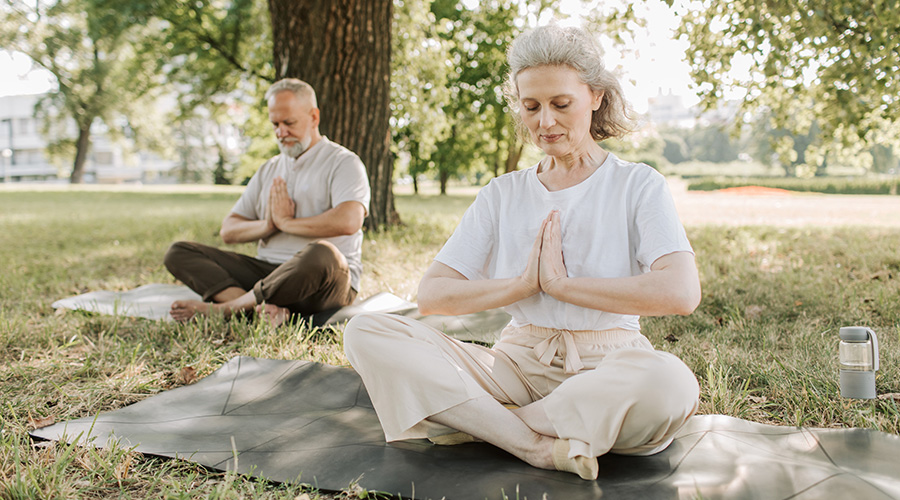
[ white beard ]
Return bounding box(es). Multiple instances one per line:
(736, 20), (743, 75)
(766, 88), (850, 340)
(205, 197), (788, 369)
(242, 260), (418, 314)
(279, 136), (312, 158)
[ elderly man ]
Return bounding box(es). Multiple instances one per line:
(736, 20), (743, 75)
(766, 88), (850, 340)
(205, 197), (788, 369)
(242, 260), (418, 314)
(164, 78), (370, 325)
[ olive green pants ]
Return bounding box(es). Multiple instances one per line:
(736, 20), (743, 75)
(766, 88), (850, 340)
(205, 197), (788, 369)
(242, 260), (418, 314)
(164, 240), (356, 316)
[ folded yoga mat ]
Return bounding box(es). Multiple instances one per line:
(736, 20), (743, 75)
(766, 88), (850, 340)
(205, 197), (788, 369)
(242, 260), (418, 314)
(31, 356), (900, 500)
(51, 284), (203, 321)
(52, 286), (511, 343)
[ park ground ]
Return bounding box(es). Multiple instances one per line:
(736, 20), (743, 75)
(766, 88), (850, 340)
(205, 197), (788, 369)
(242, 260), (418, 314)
(1, 182), (899, 499)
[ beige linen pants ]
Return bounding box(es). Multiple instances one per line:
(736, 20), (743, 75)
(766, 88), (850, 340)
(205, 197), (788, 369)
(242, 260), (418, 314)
(344, 312), (700, 459)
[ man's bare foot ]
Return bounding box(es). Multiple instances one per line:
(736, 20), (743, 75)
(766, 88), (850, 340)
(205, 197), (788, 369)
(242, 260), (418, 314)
(255, 303), (292, 327)
(170, 299), (215, 322)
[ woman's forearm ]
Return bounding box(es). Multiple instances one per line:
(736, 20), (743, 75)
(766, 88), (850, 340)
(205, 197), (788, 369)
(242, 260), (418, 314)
(418, 267), (538, 316)
(543, 252), (701, 317)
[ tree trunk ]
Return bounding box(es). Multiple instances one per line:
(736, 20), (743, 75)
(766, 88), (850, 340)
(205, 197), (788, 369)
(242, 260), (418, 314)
(814, 154), (828, 177)
(213, 144), (229, 184)
(268, 0), (397, 230)
(439, 167), (449, 195)
(505, 139), (523, 173)
(70, 122), (92, 184)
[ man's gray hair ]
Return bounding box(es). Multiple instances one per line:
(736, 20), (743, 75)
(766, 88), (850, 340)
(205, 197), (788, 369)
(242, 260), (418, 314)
(505, 25), (634, 141)
(265, 78), (318, 108)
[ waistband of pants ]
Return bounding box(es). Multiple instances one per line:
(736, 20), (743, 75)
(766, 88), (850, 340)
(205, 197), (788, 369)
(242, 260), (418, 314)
(501, 324), (643, 344)
(500, 324), (647, 374)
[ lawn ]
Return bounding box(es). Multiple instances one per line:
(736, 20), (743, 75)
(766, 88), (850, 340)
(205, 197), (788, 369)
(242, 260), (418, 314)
(1, 186), (898, 499)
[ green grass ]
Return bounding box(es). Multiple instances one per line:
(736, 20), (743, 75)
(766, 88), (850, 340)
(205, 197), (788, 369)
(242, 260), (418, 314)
(2, 186), (899, 498)
(686, 175), (900, 195)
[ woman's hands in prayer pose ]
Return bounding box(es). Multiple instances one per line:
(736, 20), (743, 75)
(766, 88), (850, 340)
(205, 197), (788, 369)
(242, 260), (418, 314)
(538, 210), (567, 294)
(421, 209), (700, 317)
(521, 215), (549, 296)
(522, 210), (568, 296)
(523, 209), (701, 316)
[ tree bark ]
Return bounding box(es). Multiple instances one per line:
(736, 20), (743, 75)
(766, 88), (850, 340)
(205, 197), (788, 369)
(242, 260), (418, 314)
(505, 139), (523, 174)
(70, 122), (92, 184)
(439, 167), (449, 195)
(268, 0), (397, 229)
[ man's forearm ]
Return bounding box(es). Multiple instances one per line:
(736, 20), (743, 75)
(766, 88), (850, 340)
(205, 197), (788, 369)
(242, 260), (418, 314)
(221, 215), (277, 244)
(272, 201), (365, 239)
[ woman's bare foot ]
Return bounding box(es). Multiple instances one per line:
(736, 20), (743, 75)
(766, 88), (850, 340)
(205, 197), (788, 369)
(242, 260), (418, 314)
(170, 299), (215, 321)
(255, 303), (292, 327)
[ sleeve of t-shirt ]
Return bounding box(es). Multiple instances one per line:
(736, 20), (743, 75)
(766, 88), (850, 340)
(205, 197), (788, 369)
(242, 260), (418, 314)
(434, 183), (497, 281)
(230, 160), (270, 220)
(633, 169), (693, 270)
(330, 154), (371, 214)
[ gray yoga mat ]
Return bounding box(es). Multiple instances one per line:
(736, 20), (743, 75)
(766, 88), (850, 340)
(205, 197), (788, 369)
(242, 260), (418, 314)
(31, 356), (900, 500)
(52, 286), (511, 343)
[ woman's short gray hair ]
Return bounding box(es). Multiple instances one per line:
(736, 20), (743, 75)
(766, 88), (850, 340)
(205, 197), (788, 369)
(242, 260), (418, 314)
(265, 78), (318, 108)
(505, 25), (634, 141)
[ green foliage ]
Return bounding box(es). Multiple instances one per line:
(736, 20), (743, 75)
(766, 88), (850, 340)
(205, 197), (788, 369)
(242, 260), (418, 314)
(676, 1), (900, 170)
(661, 133), (689, 164)
(654, 125), (742, 166)
(686, 176), (900, 195)
(391, 0), (452, 188)
(406, 0), (560, 193)
(125, 0), (275, 184)
(2, 0), (170, 182)
(427, 0), (524, 192)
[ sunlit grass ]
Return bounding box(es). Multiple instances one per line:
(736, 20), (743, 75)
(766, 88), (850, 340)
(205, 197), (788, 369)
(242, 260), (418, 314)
(1, 186), (898, 498)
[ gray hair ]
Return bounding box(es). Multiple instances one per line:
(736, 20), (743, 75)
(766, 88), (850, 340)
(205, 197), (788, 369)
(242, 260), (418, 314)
(505, 25), (634, 142)
(265, 78), (318, 108)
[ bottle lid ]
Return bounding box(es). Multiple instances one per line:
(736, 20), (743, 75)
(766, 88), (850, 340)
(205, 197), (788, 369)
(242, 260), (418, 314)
(839, 326), (871, 342)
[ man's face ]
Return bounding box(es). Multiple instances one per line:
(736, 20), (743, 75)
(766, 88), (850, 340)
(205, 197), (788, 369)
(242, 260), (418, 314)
(268, 90), (318, 158)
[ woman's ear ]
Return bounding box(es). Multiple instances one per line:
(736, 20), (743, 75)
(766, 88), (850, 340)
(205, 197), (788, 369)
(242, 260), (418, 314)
(592, 91), (605, 111)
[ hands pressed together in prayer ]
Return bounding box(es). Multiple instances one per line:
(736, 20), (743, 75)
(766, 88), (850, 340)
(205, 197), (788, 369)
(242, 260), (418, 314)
(266, 177), (296, 233)
(521, 210), (568, 298)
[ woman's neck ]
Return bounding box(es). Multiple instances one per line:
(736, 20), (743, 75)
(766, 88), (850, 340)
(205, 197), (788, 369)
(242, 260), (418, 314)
(537, 145), (608, 192)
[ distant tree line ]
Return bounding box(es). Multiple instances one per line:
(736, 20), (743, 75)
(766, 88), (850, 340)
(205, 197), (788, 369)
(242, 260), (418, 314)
(3, 0), (899, 226)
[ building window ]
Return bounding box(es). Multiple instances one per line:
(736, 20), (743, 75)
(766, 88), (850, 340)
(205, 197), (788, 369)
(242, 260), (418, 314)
(17, 118), (31, 135)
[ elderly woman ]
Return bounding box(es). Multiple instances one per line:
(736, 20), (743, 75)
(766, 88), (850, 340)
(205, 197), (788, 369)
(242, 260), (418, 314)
(343, 25), (701, 480)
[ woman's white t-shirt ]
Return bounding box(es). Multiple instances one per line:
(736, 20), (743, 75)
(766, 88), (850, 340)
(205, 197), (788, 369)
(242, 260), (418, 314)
(434, 153), (692, 331)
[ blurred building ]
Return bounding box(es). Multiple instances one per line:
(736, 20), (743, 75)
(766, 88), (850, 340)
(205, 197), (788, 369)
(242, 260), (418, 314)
(646, 91), (697, 128)
(0, 94), (178, 183)
(646, 90), (741, 128)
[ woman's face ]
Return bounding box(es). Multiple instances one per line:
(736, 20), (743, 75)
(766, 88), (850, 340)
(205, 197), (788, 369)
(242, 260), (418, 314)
(516, 65), (602, 158)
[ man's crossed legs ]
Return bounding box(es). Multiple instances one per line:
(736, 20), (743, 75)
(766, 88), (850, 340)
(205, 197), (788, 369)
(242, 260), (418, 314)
(163, 240), (356, 326)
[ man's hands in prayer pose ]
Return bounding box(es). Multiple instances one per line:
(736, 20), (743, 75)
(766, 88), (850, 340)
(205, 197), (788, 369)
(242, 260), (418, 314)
(269, 177), (296, 230)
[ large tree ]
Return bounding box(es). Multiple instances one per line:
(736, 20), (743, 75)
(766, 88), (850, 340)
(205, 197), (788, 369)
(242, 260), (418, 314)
(1, 0), (166, 183)
(675, 1), (900, 173)
(267, 0), (396, 229)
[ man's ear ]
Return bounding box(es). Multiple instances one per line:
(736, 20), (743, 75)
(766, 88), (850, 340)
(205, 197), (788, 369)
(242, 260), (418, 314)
(310, 107), (321, 126)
